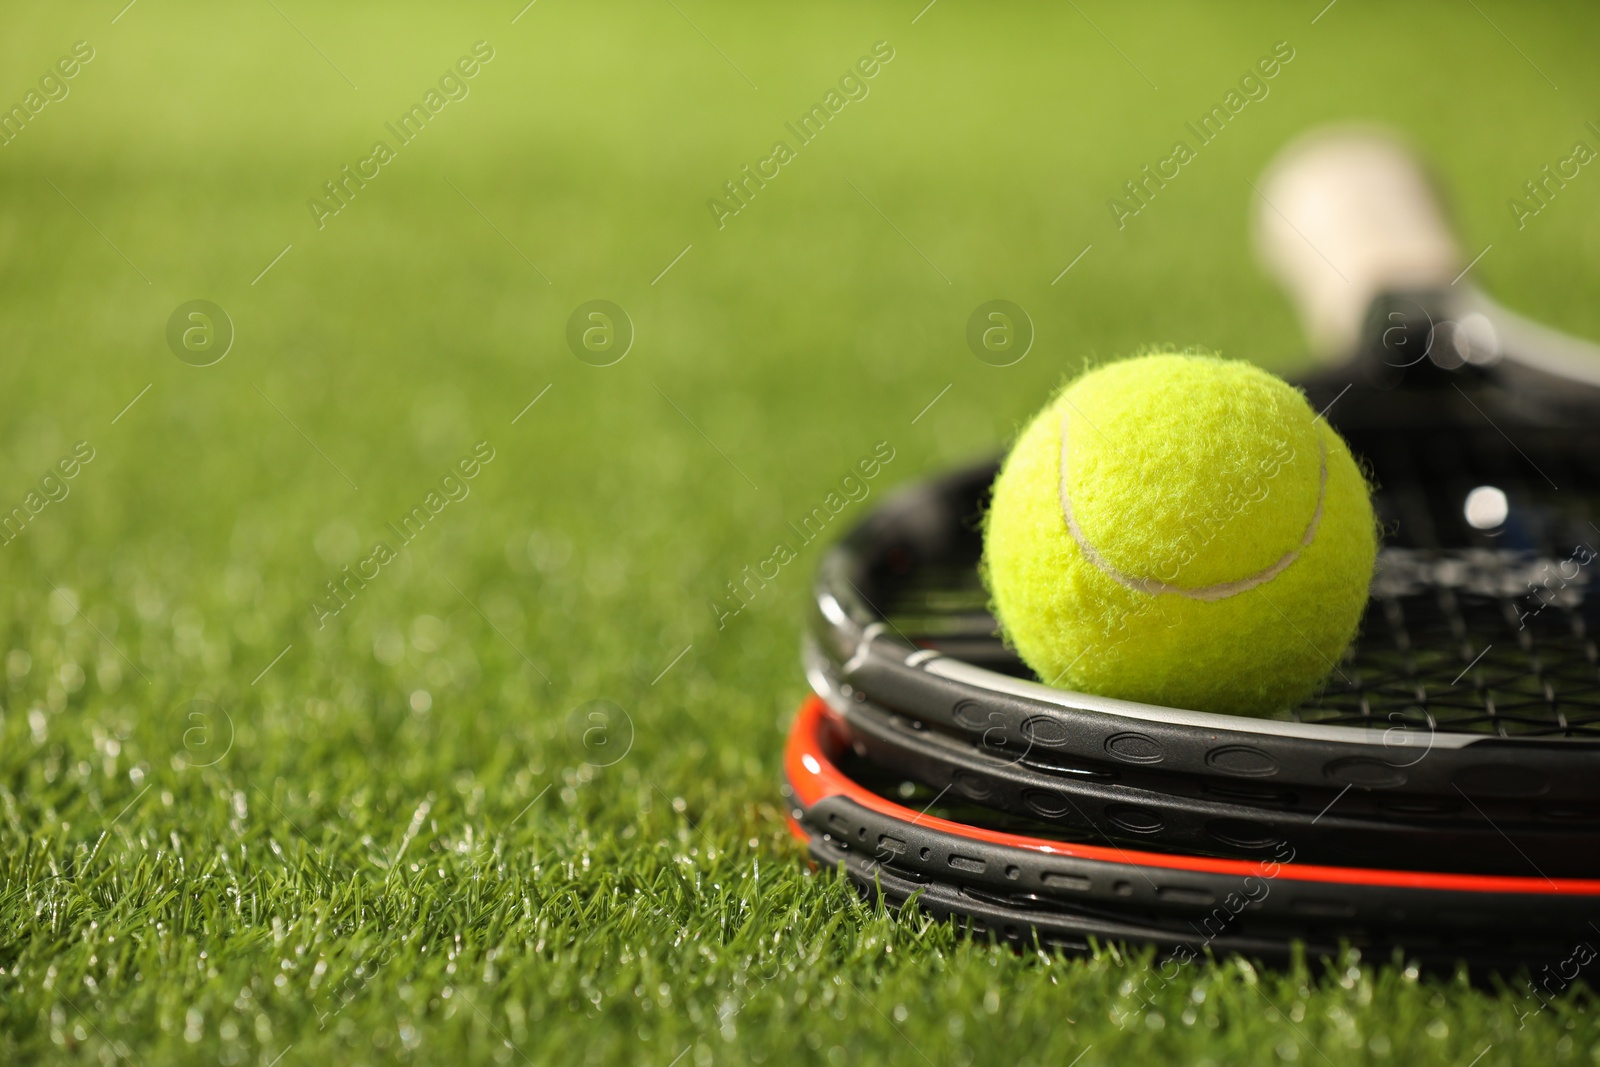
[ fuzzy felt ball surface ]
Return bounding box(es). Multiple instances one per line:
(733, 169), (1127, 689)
(982, 353), (1377, 717)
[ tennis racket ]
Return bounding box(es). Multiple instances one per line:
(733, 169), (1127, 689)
(794, 129), (1600, 945)
(786, 695), (1600, 964)
(809, 131), (1600, 822)
(810, 660), (1600, 876)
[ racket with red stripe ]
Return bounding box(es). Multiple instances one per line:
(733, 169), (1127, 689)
(787, 695), (1600, 959)
(807, 131), (1600, 840)
(790, 131), (1600, 954)
(811, 664), (1600, 876)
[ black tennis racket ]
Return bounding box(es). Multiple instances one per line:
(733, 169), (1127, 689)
(786, 695), (1600, 963)
(809, 135), (1600, 834)
(794, 130), (1600, 957)
(811, 664), (1600, 876)
(802, 832), (1583, 972)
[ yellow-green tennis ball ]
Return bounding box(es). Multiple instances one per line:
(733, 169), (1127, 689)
(982, 353), (1376, 716)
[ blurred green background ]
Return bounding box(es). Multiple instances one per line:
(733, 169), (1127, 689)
(3, 1), (1600, 1064)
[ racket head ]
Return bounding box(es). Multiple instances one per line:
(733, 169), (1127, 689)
(790, 128), (1600, 963)
(803, 829), (1342, 967)
(809, 369), (1600, 801)
(801, 828), (1578, 973)
(787, 695), (1600, 944)
(813, 663), (1600, 876)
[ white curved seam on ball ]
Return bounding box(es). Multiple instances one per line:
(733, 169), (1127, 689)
(1057, 411), (1329, 602)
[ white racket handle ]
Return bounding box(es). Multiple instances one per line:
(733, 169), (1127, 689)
(1253, 127), (1461, 361)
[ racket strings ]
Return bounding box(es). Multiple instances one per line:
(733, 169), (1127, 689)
(865, 421), (1600, 737)
(1304, 422), (1600, 737)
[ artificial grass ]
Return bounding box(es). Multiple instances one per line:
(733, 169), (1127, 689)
(3, 0), (1600, 1063)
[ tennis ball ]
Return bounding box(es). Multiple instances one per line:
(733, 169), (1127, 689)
(982, 353), (1376, 716)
